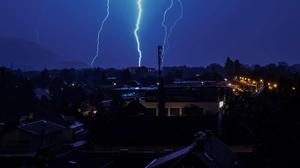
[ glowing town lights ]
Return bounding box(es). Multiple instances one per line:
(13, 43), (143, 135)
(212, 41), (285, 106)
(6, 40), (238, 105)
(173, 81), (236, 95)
(232, 77), (275, 94)
(292, 87), (296, 90)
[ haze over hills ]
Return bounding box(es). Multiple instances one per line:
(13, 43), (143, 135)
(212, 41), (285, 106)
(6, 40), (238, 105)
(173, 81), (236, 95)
(1, 37), (300, 73)
(0, 37), (88, 70)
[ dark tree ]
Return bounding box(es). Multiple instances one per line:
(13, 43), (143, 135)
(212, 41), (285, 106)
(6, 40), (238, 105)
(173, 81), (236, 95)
(121, 69), (131, 85)
(225, 57), (234, 78)
(233, 59), (241, 76)
(39, 68), (50, 87)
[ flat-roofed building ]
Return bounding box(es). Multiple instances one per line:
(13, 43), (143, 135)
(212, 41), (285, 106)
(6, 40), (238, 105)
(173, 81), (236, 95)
(112, 81), (227, 117)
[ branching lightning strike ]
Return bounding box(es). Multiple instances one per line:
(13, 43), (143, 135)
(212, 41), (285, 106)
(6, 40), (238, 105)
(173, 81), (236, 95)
(162, 0), (183, 63)
(91, 0), (110, 67)
(167, 0), (183, 53)
(134, 0), (143, 67)
(162, 0), (175, 61)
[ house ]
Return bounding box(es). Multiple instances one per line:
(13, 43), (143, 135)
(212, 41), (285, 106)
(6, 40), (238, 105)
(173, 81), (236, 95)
(0, 120), (65, 154)
(0, 119), (88, 167)
(145, 131), (242, 168)
(112, 81), (227, 117)
(61, 115), (87, 143)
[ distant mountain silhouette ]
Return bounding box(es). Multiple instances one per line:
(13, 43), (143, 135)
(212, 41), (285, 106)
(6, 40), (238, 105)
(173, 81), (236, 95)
(0, 37), (87, 70)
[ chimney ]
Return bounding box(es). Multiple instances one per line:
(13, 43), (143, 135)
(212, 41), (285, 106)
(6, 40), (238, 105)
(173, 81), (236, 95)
(157, 46), (165, 116)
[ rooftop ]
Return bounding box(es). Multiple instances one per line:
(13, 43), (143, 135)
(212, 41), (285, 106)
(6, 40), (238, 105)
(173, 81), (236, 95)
(18, 120), (65, 136)
(146, 131), (241, 168)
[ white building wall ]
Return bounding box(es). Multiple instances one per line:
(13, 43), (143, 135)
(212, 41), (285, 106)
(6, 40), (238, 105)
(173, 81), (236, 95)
(142, 102), (219, 116)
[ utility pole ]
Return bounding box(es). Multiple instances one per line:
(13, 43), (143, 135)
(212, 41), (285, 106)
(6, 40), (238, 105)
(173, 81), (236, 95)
(157, 46), (165, 116)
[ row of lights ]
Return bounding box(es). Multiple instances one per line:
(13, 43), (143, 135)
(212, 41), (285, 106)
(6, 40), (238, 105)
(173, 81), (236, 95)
(238, 76), (263, 86)
(232, 76), (274, 93)
(267, 82), (278, 90)
(236, 76), (297, 91)
(238, 76), (277, 88)
(238, 76), (264, 82)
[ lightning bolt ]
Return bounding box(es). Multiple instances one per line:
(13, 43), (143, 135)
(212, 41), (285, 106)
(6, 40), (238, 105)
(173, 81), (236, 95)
(162, 0), (175, 61)
(162, 0), (183, 64)
(167, 0), (183, 52)
(134, 0), (143, 67)
(91, 0), (110, 67)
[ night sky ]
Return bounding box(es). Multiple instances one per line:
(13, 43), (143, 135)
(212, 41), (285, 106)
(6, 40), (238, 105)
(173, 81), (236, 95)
(0, 0), (300, 69)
